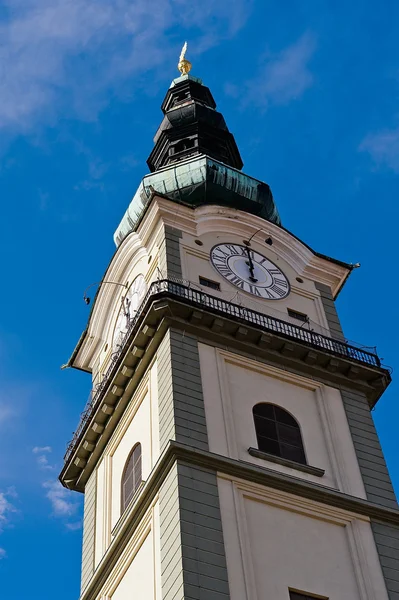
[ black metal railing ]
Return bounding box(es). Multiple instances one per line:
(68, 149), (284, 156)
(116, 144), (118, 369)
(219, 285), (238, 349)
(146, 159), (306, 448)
(64, 279), (381, 463)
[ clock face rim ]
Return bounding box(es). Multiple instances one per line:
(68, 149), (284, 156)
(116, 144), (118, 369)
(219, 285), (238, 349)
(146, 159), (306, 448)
(210, 242), (290, 300)
(112, 274), (146, 345)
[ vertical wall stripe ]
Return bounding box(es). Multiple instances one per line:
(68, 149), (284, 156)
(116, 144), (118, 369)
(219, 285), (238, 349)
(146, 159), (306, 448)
(157, 329), (209, 454)
(371, 521), (399, 599)
(158, 224), (183, 280)
(315, 282), (345, 341)
(159, 461), (231, 600)
(81, 471), (97, 593)
(340, 389), (397, 509)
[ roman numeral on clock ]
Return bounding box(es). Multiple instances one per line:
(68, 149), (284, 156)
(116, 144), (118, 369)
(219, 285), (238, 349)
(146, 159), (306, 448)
(210, 243), (290, 300)
(227, 273), (245, 288)
(273, 277), (288, 288)
(270, 284), (286, 297)
(247, 283), (262, 296)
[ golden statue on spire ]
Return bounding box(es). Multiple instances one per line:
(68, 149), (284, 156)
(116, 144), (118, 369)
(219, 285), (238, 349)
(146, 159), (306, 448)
(178, 41), (192, 76)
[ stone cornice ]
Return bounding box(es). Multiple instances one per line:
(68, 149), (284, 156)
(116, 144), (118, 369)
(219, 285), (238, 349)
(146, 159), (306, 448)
(60, 286), (389, 491)
(79, 441), (399, 600)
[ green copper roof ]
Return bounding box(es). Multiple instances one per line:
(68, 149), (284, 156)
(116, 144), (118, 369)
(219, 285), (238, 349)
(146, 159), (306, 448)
(114, 155), (281, 246)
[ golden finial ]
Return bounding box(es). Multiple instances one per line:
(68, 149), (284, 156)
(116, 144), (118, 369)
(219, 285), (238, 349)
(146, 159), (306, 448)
(177, 41), (192, 76)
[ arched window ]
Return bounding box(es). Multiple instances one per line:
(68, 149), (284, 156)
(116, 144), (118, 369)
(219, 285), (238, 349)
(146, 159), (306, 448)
(121, 443), (142, 513)
(252, 404), (306, 465)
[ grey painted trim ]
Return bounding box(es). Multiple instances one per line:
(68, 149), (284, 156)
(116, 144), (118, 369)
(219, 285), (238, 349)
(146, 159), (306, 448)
(341, 389), (397, 509)
(158, 328), (209, 454)
(341, 388), (399, 599)
(371, 521), (399, 599)
(81, 471), (97, 593)
(248, 447), (325, 477)
(315, 281), (345, 341)
(159, 461), (231, 600)
(158, 225), (183, 280)
(157, 329), (228, 598)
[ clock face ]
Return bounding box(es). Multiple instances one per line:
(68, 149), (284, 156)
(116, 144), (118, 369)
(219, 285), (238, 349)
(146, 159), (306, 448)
(113, 274), (146, 346)
(210, 243), (290, 300)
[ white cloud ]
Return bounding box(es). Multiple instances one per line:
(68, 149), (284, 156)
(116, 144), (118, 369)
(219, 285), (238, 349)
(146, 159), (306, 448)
(0, 0), (250, 135)
(43, 480), (78, 517)
(0, 489), (17, 558)
(228, 32), (316, 109)
(66, 520), (83, 531)
(360, 127), (399, 173)
(33, 446), (54, 470)
(36, 455), (54, 470)
(32, 446), (52, 454)
(0, 490), (17, 533)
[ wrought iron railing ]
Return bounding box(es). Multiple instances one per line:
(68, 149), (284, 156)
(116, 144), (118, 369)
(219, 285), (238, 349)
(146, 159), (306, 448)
(64, 279), (381, 463)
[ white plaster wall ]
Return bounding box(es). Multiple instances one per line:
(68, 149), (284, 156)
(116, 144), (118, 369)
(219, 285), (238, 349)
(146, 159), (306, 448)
(92, 361), (160, 565)
(110, 389), (151, 528)
(98, 502), (161, 600)
(110, 531), (155, 600)
(180, 231), (330, 336)
(218, 477), (389, 600)
(199, 343), (366, 498)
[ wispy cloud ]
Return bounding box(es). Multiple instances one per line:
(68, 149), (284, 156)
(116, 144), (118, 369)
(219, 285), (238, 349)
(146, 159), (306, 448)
(32, 446), (52, 454)
(43, 480), (79, 517)
(0, 490), (17, 533)
(66, 520), (83, 531)
(0, 0), (250, 136)
(0, 488), (18, 556)
(226, 32), (316, 109)
(360, 126), (399, 173)
(34, 449), (82, 528)
(33, 446), (54, 470)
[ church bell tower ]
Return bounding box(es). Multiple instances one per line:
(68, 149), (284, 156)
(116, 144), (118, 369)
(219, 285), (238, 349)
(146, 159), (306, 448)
(60, 47), (399, 600)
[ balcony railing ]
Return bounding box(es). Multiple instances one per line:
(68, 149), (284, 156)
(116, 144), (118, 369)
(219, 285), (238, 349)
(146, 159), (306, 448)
(64, 279), (381, 463)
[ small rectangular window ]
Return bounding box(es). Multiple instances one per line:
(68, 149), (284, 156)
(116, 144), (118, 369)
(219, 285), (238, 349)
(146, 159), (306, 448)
(199, 276), (220, 291)
(289, 591), (328, 600)
(287, 308), (309, 323)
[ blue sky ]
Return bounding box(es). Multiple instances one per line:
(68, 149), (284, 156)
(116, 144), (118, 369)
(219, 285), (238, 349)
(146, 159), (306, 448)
(1, 1), (398, 598)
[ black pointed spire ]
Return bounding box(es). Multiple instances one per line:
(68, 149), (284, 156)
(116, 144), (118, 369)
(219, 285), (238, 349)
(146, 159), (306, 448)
(147, 61), (243, 172)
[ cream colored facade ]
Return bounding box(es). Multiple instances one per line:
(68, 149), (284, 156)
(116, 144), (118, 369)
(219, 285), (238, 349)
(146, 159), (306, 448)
(62, 193), (397, 600)
(218, 476), (387, 600)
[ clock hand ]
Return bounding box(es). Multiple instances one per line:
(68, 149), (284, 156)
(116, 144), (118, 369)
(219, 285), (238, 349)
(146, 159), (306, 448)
(245, 247), (258, 283)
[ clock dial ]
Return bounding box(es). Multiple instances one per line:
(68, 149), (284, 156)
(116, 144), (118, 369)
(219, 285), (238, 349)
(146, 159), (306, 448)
(210, 243), (290, 300)
(113, 274), (146, 346)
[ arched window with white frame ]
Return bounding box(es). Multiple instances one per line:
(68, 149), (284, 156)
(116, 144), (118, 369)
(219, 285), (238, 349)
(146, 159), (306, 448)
(252, 403), (306, 465)
(121, 443), (142, 513)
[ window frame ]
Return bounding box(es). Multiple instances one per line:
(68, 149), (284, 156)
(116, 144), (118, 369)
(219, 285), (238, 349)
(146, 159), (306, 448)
(121, 442), (142, 514)
(252, 403), (307, 466)
(199, 276), (221, 291)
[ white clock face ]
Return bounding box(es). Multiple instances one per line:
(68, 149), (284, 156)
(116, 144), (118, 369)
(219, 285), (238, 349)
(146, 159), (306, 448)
(210, 243), (290, 300)
(113, 274), (146, 345)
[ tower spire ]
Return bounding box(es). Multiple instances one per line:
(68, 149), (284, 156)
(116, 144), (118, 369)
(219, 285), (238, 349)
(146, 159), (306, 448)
(177, 41), (192, 76)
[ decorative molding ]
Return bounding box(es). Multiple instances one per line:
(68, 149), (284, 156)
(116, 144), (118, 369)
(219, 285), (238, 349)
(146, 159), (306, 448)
(223, 477), (385, 600)
(247, 448), (325, 477)
(215, 348), (239, 458)
(218, 347), (320, 390)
